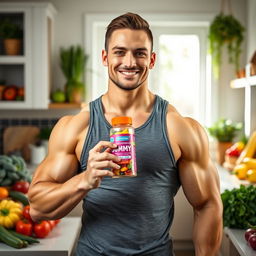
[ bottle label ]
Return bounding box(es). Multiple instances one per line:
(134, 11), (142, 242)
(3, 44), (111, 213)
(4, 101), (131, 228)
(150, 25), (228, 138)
(110, 133), (137, 177)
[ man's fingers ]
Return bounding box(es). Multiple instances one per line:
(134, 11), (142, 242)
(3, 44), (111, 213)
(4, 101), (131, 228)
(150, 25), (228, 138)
(91, 169), (114, 178)
(94, 160), (120, 170)
(94, 141), (117, 153)
(95, 151), (121, 163)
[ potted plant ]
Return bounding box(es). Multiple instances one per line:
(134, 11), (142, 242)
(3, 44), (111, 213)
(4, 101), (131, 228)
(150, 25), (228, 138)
(60, 45), (88, 103)
(0, 18), (23, 55)
(208, 13), (245, 79)
(207, 118), (242, 165)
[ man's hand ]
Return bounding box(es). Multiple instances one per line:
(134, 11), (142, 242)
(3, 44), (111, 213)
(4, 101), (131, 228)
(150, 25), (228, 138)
(84, 141), (121, 189)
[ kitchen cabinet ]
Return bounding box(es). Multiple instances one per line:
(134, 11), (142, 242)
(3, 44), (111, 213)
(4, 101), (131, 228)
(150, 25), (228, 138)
(0, 217), (81, 256)
(0, 2), (56, 109)
(231, 64), (256, 137)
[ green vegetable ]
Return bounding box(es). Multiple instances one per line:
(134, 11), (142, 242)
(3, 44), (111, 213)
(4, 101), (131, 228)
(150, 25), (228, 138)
(0, 155), (31, 186)
(221, 185), (256, 229)
(8, 230), (39, 244)
(9, 191), (29, 206)
(0, 225), (25, 249)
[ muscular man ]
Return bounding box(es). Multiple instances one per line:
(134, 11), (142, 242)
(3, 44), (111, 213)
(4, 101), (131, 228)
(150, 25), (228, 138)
(28, 13), (223, 256)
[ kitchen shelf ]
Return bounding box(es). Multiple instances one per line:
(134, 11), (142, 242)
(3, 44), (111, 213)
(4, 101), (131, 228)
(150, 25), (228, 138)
(48, 102), (82, 109)
(231, 75), (256, 88)
(0, 2), (57, 109)
(230, 63), (256, 137)
(0, 56), (26, 64)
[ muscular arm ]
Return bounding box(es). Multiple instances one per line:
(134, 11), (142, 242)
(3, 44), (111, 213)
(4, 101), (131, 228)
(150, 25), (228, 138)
(177, 117), (223, 256)
(28, 112), (120, 222)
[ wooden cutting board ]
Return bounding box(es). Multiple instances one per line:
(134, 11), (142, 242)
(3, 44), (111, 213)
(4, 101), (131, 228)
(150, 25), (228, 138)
(3, 126), (40, 161)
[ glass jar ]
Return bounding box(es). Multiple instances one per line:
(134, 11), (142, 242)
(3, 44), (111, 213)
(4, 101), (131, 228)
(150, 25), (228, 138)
(110, 116), (137, 178)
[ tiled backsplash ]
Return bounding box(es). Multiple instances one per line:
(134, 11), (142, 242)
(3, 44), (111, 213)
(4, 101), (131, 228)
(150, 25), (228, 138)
(0, 118), (59, 154)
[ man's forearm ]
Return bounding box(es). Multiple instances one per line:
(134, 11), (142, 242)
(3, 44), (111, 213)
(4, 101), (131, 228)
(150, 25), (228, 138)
(193, 200), (223, 256)
(28, 171), (90, 221)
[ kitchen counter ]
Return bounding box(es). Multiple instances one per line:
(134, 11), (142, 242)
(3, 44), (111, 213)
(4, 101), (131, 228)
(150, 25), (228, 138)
(217, 164), (253, 193)
(218, 165), (256, 256)
(0, 217), (81, 256)
(224, 228), (256, 256)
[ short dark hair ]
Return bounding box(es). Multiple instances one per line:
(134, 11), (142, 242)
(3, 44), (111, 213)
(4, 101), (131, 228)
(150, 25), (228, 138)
(105, 12), (153, 52)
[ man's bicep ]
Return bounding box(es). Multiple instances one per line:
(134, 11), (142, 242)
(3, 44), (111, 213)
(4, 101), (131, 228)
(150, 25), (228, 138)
(178, 158), (220, 209)
(33, 152), (79, 184)
(178, 118), (220, 208)
(31, 116), (79, 184)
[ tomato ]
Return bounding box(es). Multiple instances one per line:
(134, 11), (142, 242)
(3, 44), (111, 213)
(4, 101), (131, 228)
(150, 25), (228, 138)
(23, 205), (33, 222)
(33, 221), (51, 238)
(54, 219), (61, 225)
(47, 220), (56, 230)
(0, 187), (9, 199)
(15, 219), (33, 236)
(12, 181), (30, 194)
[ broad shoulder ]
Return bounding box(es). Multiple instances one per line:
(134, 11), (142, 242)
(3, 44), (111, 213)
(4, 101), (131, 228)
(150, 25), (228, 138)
(166, 104), (209, 166)
(53, 103), (90, 135)
(48, 104), (90, 154)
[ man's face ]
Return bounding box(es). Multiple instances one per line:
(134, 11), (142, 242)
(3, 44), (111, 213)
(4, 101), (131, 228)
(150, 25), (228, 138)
(102, 29), (156, 91)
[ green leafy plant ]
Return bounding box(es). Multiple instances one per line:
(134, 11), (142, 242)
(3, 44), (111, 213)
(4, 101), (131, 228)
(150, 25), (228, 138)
(207, 118), (242, 142)
(221, 185), (256, 229)
(60, 45), (88, 103)
(0, 19), (23, 39)
(208, 14), (245, 78)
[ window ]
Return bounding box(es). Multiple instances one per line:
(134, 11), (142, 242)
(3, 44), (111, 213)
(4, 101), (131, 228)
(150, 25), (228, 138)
(85, 14), (214, 125)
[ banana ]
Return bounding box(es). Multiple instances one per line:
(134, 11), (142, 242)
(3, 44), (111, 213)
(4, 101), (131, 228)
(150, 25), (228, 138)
(236, 131), (256, 165)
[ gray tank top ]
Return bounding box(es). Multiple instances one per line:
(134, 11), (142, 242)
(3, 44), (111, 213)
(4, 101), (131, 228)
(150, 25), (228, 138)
(76, 95), (180, 256)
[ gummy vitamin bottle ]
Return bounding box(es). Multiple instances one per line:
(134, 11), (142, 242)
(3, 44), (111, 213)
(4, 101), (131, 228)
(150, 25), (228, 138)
(110, 116), (137, 178)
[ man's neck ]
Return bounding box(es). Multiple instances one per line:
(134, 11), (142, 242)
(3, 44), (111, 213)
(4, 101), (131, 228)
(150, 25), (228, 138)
(102, 84), (155, 116)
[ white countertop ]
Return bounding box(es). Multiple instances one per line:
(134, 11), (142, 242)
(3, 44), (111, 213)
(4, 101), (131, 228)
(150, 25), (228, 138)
(225, 228), (256, 256)
(0, 217), (81, 256)
(217, 164), (253, 194)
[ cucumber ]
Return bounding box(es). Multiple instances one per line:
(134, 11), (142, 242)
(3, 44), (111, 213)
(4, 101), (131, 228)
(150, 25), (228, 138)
(9, 230), (39, 244)
(0, 155), (12, 164)
(0, 168), (6, 179)
(7, 171), (20, 181)
(0, 225), (24, 249)
(9, 190), (29, 206)
(1, 177), (13, 186)
(10, 155), (21, 170)
(2, 161), (17, 172)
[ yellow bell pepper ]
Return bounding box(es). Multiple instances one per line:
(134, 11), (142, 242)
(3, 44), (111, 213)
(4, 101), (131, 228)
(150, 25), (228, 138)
(247, 169), (256, 183)
(233, 164), (248, 180)
(0, 199), (22, 229)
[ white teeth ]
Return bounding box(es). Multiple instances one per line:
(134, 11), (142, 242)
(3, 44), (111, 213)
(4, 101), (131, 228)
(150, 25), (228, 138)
(121, 71), (137, 75)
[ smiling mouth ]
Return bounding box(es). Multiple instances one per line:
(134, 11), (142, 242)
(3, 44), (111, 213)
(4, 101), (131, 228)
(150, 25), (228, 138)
(119, 70), (140, 77)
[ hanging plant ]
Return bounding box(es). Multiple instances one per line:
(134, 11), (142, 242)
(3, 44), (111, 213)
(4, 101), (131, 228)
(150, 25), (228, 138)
(208, 12), (245, 78)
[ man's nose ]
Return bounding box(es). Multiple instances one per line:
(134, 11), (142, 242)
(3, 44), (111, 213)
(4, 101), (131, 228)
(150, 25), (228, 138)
(123, 52), (136, 67)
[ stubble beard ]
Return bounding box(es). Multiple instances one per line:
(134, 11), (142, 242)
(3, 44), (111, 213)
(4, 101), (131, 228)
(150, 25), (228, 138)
(108, 71), (148, 91)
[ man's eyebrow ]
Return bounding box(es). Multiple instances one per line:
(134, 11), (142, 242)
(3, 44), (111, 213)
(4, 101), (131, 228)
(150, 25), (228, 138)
(111, 46), (127, 51)
(135, 47), (148, 52)
(111, 46), (148, 52)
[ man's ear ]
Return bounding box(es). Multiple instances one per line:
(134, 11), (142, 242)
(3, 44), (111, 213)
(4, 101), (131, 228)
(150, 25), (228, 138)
(102, 49), (108, 66)
(149, 52), (156, 69)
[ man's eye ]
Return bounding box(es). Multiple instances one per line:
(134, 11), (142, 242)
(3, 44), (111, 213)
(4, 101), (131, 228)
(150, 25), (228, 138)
(135, 52), (146, 57)
(114, 51), (124, 55)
